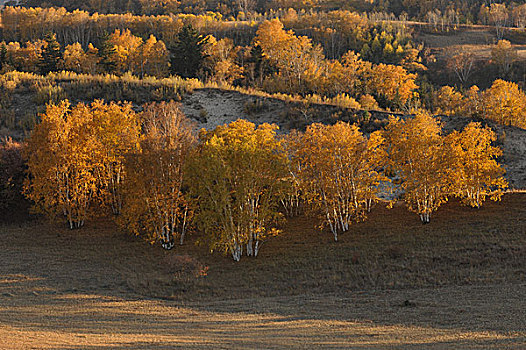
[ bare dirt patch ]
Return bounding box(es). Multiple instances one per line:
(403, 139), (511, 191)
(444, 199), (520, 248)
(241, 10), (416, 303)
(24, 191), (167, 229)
(181, 88), (287, 131)
(0, 195), (525, 348)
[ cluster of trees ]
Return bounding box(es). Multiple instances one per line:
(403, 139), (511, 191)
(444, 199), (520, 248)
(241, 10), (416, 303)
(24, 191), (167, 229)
(385, 111), (507, 222)
(12, 0), (379, 17)
(0, 14), (420, 111)
(0, 6), (231, 45)
(1, 30), (170, 76)
(6, 5), (526, 120)
(11, 0), (526, 27)
(435, 79), (526, 129)
(377, 0), (525, 26)
(254, 19), (418, 109)
(23, 100), (507, 260)
(0, 6), (423, 69)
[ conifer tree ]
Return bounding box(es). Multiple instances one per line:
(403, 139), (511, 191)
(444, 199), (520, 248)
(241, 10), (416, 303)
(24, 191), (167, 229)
(170, 25), (209, 78)
(0, 43), (7, 71)
(38, 32), (61, 75)
(97, 32), (117, 74)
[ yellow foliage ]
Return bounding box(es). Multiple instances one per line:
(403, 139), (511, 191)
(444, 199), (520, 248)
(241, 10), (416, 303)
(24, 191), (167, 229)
(435, 86), (463, 116)
(294, 121), (388, 240)
(25, 100), (98, 228)
(120, 101), (196, 248)
(62, 42), (99, 74)
(369, 63), (418, 106)
(385, 110), (448, 223)
(189, 119), (288, 260)
(480, 79), (526, 128)
(446, 122), (507, 207)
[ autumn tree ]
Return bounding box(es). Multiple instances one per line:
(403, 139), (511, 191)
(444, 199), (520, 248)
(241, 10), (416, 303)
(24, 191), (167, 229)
(7, 40), (44, 73)
(491, 40), (517, 78)
(385, 111), (449, 223)
(25, 101), (98, 229)
(109, 29), (144, 74)
(368, 63), (418, 108)
(462, 85), (482, 117)
(294, 122), (387, 240)
(206, 37), (243, 84)
(139, 35), (170, 77)
(121, 101), (196, 249)
(511, 4), (526, 29)
(485, 3), (509, 40)
(480, 79), (526, 129)
(62, 42), (99, 73)
(446, 122), (507, 208)
(322, 51), (372, 98)
(447, 51), (475, 86)
(188, 120), (289, 261)
(435, 86), (463, 116)
(62, 42), (86, 73)
(90, 100), (141, 215)
(280, 130), (303, 217)
(255, 19), (324, 94)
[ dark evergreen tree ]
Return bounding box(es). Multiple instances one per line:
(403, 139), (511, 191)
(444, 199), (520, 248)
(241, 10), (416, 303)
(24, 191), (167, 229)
(96, 32), (117, 74)
(170, 25), (209, 78)
(246, 44), (273, 86)
(38, 32), (61, 75)
(0, 43), (7, 71)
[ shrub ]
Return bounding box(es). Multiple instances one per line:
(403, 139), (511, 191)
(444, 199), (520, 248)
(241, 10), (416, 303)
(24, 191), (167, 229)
(0, 137), (26, 210)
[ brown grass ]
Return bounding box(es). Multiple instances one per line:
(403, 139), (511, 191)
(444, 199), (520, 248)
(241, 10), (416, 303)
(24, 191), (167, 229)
(0, 194), (525, 348)
(417, 27), (526, 61)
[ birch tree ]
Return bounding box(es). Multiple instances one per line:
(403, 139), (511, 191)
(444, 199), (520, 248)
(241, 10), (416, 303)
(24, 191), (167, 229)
(491, 40), (517, 78)
(255, 19), (324, 94)
(188, 120), (288, 261)
(120, 101), (196, 249)
(447, 122), (507, 208)
(385, 111), (449, 224)
(25, 100), (98, 229)
(294, 122), (388, 241)
(447, 51), (475, 86)
(480, 79), (526, 129)
(90, 100), (141, 215)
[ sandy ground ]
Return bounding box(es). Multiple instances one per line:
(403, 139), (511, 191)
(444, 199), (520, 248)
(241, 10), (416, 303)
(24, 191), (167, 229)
(181, 89), (286, 131)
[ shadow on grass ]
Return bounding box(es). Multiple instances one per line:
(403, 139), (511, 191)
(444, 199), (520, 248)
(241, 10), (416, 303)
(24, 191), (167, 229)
(0, 195), (525, 348)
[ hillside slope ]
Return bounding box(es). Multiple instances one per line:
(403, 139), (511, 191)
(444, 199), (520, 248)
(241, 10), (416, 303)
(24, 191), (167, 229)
(181, 88), (526, 189)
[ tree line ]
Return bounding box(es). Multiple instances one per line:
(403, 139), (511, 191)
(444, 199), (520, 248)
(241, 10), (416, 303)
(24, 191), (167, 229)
(0, 6), (424, 68)
(3, 6), (526, 123)
(20, 100), (507, 260)
(10, 0), (526, 27)
(0, 18), (420, 111)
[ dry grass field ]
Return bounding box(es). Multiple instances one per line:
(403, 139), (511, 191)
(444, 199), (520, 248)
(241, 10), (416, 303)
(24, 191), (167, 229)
(417, 27), (526, 60)
(1, 194), (525, 349)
